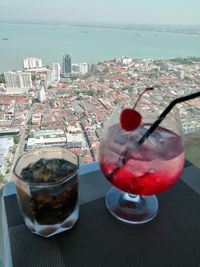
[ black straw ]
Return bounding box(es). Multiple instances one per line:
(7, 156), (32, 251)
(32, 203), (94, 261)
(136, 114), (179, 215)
(139, 91), (200, 144)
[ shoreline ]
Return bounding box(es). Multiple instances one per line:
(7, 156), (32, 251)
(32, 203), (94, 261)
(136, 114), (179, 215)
(0, 20), (200, 36)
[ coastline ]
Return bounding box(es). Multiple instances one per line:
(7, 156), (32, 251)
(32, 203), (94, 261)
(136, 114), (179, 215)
(0, 20), (200, 36)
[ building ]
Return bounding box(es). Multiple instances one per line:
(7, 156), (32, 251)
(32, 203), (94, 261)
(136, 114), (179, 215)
(67, 124), (82, 134)
(52, 63), (61, 81)
(23, 57), (43, 69)
(46, 70), (55, 84)
(13, 113), (26, 126)
(26, 137), (67, 150)
(180, 70), (185, 80)
(32, 114), (42, 126)
(0, 120), (12, 128)
(4, 72), (19, 88)
(71, 63), (88, 75)
(18, 72), (32, 88)
(26, 129), (67, 150)
(38, 87), (45, 102)
(0, 128), (19, 136)
(62, 54), (72, 77)
(72, 64), (80, 73)
(66, 124), (83, 148)
(4, 71), (32, 89)
(79, 63), (89, 75)
(66, 133), (83, 148)
(40, 75), (48, 89)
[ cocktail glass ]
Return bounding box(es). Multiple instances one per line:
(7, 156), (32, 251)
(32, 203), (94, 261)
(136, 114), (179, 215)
(99, 103), (185, 224)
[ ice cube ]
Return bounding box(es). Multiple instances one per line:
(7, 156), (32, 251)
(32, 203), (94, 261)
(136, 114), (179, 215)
(46, 159), (62, 173)
(58, 162), (76, 178)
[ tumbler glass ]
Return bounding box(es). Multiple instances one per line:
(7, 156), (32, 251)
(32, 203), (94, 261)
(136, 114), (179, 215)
(13, 147), (79, 237)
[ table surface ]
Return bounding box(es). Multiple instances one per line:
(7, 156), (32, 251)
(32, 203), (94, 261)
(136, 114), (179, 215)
(1, 162), (200, 267)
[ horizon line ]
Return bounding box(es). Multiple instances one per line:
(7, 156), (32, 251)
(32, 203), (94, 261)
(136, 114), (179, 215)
(0, 19), (200, 28)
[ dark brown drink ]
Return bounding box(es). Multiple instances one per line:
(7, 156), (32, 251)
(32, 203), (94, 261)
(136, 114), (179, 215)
(13, 148), (79, 237)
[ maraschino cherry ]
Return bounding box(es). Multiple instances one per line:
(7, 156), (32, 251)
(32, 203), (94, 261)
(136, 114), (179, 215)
(120, 109), (141, 131)
(120, 87), (154, 131)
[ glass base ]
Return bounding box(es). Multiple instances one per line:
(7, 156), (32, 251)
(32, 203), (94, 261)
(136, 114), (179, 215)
(106, 187), (159, 224)
(24, 204), (79, 237)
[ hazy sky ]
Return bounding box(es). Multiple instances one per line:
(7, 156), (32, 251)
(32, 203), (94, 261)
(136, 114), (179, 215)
(0, 0), (200, 25)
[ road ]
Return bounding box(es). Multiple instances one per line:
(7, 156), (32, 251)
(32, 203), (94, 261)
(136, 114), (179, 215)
(7, 107), (34, 181)
(7, 128), (26, 181)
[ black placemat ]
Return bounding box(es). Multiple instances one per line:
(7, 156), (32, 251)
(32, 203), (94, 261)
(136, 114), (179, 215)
(4, 180), (200, 267)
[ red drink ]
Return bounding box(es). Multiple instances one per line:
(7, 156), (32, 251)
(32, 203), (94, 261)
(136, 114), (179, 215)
(99, 123), (185, 195)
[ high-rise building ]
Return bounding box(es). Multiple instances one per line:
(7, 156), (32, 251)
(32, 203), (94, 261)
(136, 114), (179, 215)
(18, 71), (32, 88)
(79, 63), (89, 75)
(4, 72), (19, 88)
(72, 64), (80, 73)
(62, 54), (72, 76)
(52, 63), (61, 81)
(46, 70), (55, 84)
(4, 71), (32, 88)
(39, 75), (47, 89)
(180, 70), (185, 80)
(23, 57), (43, 69)
(38, 87), (45, 102)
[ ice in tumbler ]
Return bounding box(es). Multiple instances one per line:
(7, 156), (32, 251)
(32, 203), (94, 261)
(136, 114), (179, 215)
(13, 148), (79, 237)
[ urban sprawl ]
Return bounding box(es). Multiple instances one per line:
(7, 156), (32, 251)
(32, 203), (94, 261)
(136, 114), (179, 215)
(0, 54), (200, 185)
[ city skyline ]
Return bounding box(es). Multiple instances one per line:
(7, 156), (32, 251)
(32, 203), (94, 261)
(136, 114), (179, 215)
(0, 0), (200, 26)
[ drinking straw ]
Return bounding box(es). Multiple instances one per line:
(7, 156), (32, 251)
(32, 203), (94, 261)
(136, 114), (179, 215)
(139, 91), (200, 144)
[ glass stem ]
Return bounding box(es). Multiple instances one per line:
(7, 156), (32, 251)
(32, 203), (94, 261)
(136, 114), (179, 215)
(119, 193), (143, 210)
(128, 193), (141, 202)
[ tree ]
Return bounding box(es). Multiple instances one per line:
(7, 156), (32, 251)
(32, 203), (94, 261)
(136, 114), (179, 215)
(0, 172), (6, 183)
(0, 73), (5, 83)
(31, 75), (36, 82)
(84, 90), (95, 96)
(27, 118), (32, 125)
(13, 135), (20, 144)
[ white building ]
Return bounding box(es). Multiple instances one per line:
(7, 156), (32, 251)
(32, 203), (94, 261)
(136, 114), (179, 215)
(67, 124), (82, 134)
(27, 137), (67, 150)
(32, 113), (42, 125)
(23, 57), (43, 69)
(4, 71), (32, 88)
(39, 75), (47, 89)
(4, 72), (19, 88)
(79, 63), (89, 75)
(18, 71), (32, 88)
(66, 133), (83, 148)
(121, 57), (132, 65)
(26, 129), (67, 150)
(180, 70), (185, 80)
(38, 87), (46, 102)
(46, 70), (55, 84)
(72, 63), (89, 75)
(72, 64), (80, 73)
(66, 124), (83, 148)
(52, 63), (61, 81)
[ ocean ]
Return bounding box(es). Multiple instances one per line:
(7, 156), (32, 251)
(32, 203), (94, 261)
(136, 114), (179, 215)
(1, 22), (200, 73)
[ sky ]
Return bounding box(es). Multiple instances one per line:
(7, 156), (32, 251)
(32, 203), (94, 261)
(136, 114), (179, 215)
(0, 0), (200, 25)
